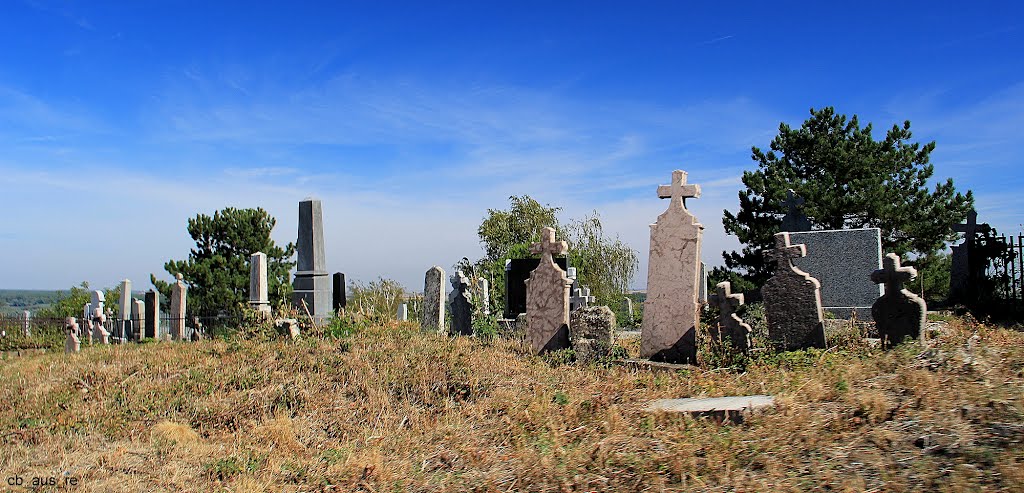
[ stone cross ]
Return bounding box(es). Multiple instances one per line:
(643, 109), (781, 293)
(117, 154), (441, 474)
(949, 209), (979, 303)
(526, 226), (573, 353)
(641, 169), (704, 364)
(708, 281), (752, 351)
(569, 286), (588, 312)
(780, 189), (812, 232)
(170, 273), (187, 341)
(761, 232), (826, 351)
(449, 270), (474, 336)
(293, 198), (331, 320)
(65, 317), (80, 354)
(952, 209), (978, 238)
(871, 253), (927, 349)
(145, 290), (160, 339)
(249, 252), (271, 315)
(422, 266), (446, 333)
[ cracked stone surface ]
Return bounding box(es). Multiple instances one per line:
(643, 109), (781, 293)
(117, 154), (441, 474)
(526, 227), (572, 353)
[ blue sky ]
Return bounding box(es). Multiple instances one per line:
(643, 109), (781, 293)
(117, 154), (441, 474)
(1, 1), (1021, 292)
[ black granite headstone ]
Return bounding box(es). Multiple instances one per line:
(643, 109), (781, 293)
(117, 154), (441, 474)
(332, 272), (347, 312)
(504, 257), (569, 319)
(144, 290), (159, 339)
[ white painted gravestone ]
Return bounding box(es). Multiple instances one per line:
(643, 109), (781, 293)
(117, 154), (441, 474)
(641, 170), (703, 364)
(525, 227), (573, 353)
(762, 232), (827, 351)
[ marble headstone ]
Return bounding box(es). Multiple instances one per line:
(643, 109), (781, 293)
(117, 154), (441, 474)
(525, 227), (573, 353)
(131, 298), (145, 341)
(170, 273), (187, 341)
(504, 257), (569, 319)
(119, 279), (133, 340)
(293, 198), (331, 320)
(92, 309), (110, 344)
(65, 317), (80, 353)
(422, 266), (446, 333)
(641, 170), (704, 364)
(478, 278), (490, 316)
(249, 252), (271, 314)
(789, 228), (883, 319)
(871, 253), (927, 349)
(762, 232), (827, 351)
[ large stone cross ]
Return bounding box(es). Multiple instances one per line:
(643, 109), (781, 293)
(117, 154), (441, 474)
(657, 170), (701, 206)
(871, 253), (917, 295)
(530, 227), (568, 261)
(953, 209), (978, 238)
(766, 232), (807, 271)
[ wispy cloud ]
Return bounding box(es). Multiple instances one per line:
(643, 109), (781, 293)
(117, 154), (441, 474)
(696, 34), (734, 46)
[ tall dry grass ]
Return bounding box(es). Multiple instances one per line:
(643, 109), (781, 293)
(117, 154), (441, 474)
(0, 319), (1021, 492)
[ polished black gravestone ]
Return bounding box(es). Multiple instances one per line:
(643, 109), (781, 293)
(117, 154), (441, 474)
(504, 257), (568, 319)
(333, 272), (347, 312)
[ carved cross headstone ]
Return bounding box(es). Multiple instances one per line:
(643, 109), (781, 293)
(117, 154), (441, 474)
(92, 309), (110, 345)
(449, 270), (474, 336)
(871, 253), (927, 349)
(708, 281), (752, 351)
(780, 189), (811, 232)
(949, 209), (979, 303)
(65, 317), (80, 354)
(526, 227), (573, 353)
(642, 169), (704, 364)
(761, 232), (826, 351)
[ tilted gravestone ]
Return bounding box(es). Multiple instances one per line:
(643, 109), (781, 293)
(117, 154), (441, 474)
(170, 273), (187, 341)
(641, 170), (704, 364)
(293, 198), (331, 320)
(789, 228), (883, 319)
(449, 270), (474, 336)
(504, 257), (569, 319)
(871, 253), (927, 349)
(708, 281), (752, 352)
(249, 252), (271, 315)
(762, 232), (827, 351)
(422, 266), (446, 333)
(526, 227), (573, 353)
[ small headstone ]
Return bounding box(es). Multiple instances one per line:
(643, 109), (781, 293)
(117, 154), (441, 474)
(643, 395), (775, 423)
(249, 252), (271, 314)
(396, 303), (408, 321)
(449, 270), (474, 336)
(422, 266), (446, 333)
(144, 290), (160, 339)
(569, 286), (587, 312)
(871, 253), (927, 349)
(569, 305), (616, 361)
(478, 278), (490, 316)
(65, 317), (80, 354)
(780, 189), (812, 232)
(170, 273), (187, 341)
(708, 281), (752, 351)
(622, 297), (634, 326)
(641, 170), (704, 364)
(525, 227), (573, 353)
(131, 299), (145, 341)
(333, 272), (347, 312)
(190, 317), (205, 341)
(22, 310), (30, 337)
(276, 318), (300, 339)
(762, 232), (827, 351)
(292, 198), (331, 320)
(119, 279), (133, 341)
(92, 309), (109, 344)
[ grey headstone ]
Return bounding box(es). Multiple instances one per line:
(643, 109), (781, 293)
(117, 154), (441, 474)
(249, 252), (271, 314)
(422, 266), (446, 333)
(871, 253), (927, 349)
(396, 303), (408, 322)
(90, 290), (105, 314)
(131, 298), (144, 341)
(333, 272), (347, 312)
(949, 210), (978, 303)
(145, 290), (160, 339)
(762, 232), (827, 351)
(449, 270), (474, 336)
(478, 278), (490, 316)
(789, 228), (883, 319)
(569, 305), (616, 361)
(622, 297), (634, 327)
(293, 198), (331, 320)
(708, 281), (752, 351)
(698, 262), (708, 304)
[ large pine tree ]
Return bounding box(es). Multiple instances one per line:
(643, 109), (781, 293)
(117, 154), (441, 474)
(721, 107), (974, 287)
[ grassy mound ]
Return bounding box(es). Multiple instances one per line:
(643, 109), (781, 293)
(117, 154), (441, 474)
(1, 320), (1022, 492)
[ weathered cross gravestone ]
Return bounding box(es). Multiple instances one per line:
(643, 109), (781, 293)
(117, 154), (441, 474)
(525, 227), (573, 353)
(170, 273), (187, 341)
(332, 272), (347, 312)
(249, 252), (271, 315)
(422, 266), (446, 333)
(762, 232), (827, 351)
(949, 209), (979, 303)
(871, 253), (927, 349)
(92, 309), (109, 344)
(504, 257), (569, 319)
(780, 189), (812, 232)
(569, 286), (588, 312)
(789, 228), (883, 318)
(396, 303), (408, 321)
(65, 317), (80, 353)
(641, 170), (704, 364)
(708, 281), (752, 351)
(131, 299), (145, 341)
(144, 290), (160, 340)
(478, 278), (490, 316)
(119, 279), (133, 341)
(293, 198), (331, 320)
(449, 270), (474, 336)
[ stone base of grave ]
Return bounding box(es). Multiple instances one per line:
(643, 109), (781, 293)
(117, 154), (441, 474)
(643, 395), (775, 423)
(620, 358), (695, 373)
(570, 306), (616, 361)
(293, 270), (331, 320)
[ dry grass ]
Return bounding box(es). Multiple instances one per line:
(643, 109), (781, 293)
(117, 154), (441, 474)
(1, 319), (1022, 492)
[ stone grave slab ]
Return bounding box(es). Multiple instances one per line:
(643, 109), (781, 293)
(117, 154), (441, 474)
(643, 395), (775, 423)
